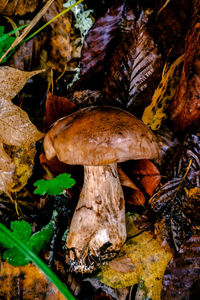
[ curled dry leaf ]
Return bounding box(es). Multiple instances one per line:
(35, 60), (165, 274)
(0, 0), (39, 16)
(169, 23), (200, 131)
(0, 67), (44, 193)
(100, 214), (172, 300)
(104, 10), (162, 114)
(161, 234), (200, 300)
(0, 261), (65, 299)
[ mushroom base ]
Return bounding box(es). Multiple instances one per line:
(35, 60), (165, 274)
(66, 163), (126, 273)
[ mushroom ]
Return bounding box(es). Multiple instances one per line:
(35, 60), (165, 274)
(44, 106), (159, 272)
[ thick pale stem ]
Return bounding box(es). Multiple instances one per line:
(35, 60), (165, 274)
(66, 163), (126, 272)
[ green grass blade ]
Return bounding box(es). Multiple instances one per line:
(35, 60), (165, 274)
(25, 0), (85, 42)
(0, 223), (75, 300)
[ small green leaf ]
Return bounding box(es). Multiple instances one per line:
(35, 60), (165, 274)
(28, 222), (54, 254)
(3, 248), (30, 267)
(10, 220), (32, 243)
(33, 179), (50, 195)
(1, 219), (53, 267)
(33, 173), (75, 196)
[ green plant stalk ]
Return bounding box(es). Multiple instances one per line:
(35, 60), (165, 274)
(0, 25), (27, 42)
(0, 223), (75, 300)
(25, 0), (85, 42)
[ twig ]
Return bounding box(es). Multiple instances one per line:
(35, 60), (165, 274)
(0, 0), (55, 63)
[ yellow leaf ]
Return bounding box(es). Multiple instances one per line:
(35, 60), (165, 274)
(100, 214), (172, 300)
(142, 54), (184, 130)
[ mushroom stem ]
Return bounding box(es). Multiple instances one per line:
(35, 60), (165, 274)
(66, 163), (126, 272)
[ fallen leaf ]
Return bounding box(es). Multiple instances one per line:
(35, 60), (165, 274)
(81, 3), (124, 77)
(99, 214), (172, 300)
(0, 261), (65, 299)
(0, 0), (39, 16)
(121, 160), (161, 197)
(0, 66), (43, 101)
(118, 166), (145, 206)
(169, 23), (200, 131)
(43, 0), (80, 72)
(0, 67), (44, 193)
(10, 36), (46, 71)
(161, 234), (200, 299)
(150, 132), (200, 250)
(44, 92), (76, 132)
(142, 55), (184, 130)
(104, 10), (161, 114)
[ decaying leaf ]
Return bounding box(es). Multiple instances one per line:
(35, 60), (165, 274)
(99, 214), (172, 300)
(142, 55), (184, 130)
(43, 0), (82, 72)
(151, 131), (200, 250)
(0, 0), (39, 16)
(0, 261), (65, 299)
(161, 234), (200, 299)
(104, 10), (161, 114)
(0, 67), (44, 193)
(169, 22), (200, 131)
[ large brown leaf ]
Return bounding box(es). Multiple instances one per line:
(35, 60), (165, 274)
(169, 23), (200, 131)
(104, 10), (162, 114)
(80, 3), (124, 78)
(0, 67), (44, 193)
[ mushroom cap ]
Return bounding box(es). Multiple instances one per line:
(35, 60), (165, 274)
(44, 106), (160, 166)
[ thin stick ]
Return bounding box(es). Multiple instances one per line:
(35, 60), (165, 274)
(0, 0), (54, 63)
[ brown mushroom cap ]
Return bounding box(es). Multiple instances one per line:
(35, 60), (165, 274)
(44, 106), (160, 166)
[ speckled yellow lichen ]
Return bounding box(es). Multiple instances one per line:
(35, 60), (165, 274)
(142, 54), (184, 130)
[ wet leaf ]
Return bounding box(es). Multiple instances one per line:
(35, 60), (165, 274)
(142, 55), (184, 130)
(81, 3), (124, 77)
(99, 214), (172, 300)
(151, 132), (200, 250)
(161, 234), (200, 299)
(0, 0), (39, 16)
(104, 10), (161, 114)
(169, 22), (200, 131)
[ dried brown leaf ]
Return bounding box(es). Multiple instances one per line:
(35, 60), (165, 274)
(169, 23), (200, 131)
(104, 10), (162, 114)
(0, 67), (44, 192)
